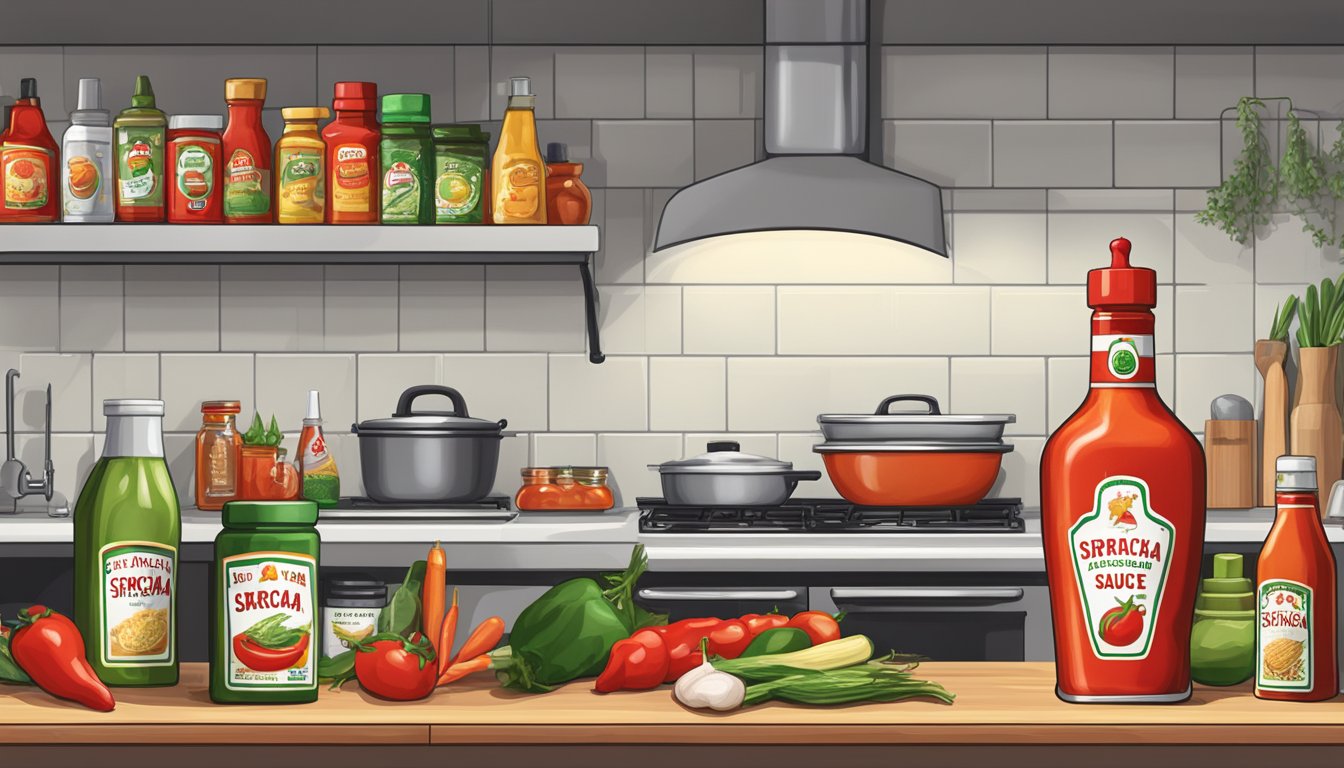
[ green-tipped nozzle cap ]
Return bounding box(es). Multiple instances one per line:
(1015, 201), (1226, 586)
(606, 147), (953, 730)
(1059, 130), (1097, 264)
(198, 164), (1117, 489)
(1196, 553), (1254, 614)
(1213, 552), (1242, 579)
(130, 75), (156, 108)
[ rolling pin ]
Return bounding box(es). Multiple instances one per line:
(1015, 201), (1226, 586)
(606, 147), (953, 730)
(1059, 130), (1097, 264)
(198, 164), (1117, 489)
(1207, 394), (1257, 509)
(1255, 340), (1289, 506)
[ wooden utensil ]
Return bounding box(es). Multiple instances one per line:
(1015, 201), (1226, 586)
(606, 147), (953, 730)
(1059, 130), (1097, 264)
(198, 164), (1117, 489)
(1255, 340), (1289, 507)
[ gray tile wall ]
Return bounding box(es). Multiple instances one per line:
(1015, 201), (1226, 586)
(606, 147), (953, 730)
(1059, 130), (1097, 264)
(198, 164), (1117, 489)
(2, 43), (1340, 510)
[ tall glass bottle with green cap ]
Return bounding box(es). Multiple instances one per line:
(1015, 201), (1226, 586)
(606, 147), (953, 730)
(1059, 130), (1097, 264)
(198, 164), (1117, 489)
(379, 93), (434, 224)
(114, 75), (167, 222)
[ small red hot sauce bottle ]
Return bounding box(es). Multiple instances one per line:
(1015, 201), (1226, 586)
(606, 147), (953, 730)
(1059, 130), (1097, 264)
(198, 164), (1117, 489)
(1041, 237), (1207, 703)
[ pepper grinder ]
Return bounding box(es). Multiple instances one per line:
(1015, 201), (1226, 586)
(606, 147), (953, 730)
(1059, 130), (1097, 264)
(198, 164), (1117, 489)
(1206, 394), (1257, 509)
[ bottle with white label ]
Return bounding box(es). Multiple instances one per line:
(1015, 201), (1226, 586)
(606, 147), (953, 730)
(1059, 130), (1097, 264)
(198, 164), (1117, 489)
(1041, 237), (1207, 704)
(1255, 455), (1338, 701)
(61, 78), (115, 222)
(73, 399), (180, 686)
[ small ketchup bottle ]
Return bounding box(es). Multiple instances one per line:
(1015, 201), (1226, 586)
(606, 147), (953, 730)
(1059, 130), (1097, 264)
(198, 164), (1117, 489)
(1, 77), (60, 223)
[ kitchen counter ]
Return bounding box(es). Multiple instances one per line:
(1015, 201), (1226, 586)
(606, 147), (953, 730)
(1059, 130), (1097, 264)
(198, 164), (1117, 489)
(2, 663), (1341, 766)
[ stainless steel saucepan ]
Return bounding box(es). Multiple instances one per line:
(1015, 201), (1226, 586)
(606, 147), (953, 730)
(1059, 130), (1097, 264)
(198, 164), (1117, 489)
(649, 441), (821, 506)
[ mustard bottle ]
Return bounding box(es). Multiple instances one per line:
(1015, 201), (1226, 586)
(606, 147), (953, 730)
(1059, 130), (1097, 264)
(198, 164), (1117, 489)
(275, 107), (329, 224)
(491, 77), (547, 224)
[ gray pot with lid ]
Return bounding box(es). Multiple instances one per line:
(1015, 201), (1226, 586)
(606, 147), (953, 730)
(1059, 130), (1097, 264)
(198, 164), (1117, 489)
(818, 394), (1016, 442)
(353, 385), (509, 504)
(649, 441), (821, 507)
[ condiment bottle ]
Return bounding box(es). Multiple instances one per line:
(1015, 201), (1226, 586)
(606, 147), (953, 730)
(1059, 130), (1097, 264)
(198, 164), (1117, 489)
(62, 78), (115, 223)
(1041, 237), (1206, 704)
(1190, 553), (1255, 686)
(1, 77), (60, 222)
(73, 399), (180, 687)
(275, 107), (330, 224)
(299, 390), (340, 508)
(167, 114), (224, 223)
(210, 499), (319, 704)
(113, 75), (167, 222)
(196, 400), (242, 511)
(1255, 455), (1338, 701)
(222, 78), (273, 223)
(491, 77), (547, 224)
(323, 81), (379, 224)
(544, 141), (591, 225)
(432, 123), (487, 224)
(321, 575), (385, 661)
(379, 93), (434, 225)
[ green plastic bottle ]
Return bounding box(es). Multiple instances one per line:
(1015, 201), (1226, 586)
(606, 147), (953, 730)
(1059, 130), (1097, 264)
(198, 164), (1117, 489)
(379, 93), (434, 224)
(113, 75), (167, 221)
(73, 399), (181, 687)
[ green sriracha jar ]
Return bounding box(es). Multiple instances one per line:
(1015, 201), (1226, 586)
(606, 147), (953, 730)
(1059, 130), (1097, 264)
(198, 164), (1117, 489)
(210, 500), (321, 704)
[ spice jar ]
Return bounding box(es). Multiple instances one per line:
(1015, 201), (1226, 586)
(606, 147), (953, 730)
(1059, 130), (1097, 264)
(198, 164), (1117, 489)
(210, 499), (320, 704)
(432, 124), (487, 223)
(321, 574), (385, 661)
(544, 142), (592, 225)
(515, 467), (567, 510)
(195, 400), (242, 511)
(167, 114), (224, 223)
(572, 466), (614, 510)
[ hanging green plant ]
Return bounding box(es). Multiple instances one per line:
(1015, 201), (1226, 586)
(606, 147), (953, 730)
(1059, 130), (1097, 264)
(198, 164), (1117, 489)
(1279, 110), (1334, 248)
(1197, 97), (1276, 245)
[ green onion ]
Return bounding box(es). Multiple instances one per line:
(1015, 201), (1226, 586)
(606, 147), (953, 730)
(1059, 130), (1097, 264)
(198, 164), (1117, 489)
(739, 663), (955, 707)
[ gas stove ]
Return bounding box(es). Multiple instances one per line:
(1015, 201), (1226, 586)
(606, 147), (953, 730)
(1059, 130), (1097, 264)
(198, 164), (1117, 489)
(318, 496), (515, 521)
(637, 497), (1024, 533)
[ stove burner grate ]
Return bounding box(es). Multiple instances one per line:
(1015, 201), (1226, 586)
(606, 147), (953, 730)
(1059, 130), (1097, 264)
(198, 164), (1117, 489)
(638, 497), (1024, 533)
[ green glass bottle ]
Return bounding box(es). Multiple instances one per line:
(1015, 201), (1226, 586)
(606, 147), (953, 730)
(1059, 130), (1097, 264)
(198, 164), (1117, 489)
(74, 399), (181, 686)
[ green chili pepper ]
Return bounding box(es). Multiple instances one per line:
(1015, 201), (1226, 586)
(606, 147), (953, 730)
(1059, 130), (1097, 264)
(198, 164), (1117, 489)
(0, 634), (32, 686)
(377, 560), (426, 638)
(741, 627), (812, 658)
(318, 649), (355, 689)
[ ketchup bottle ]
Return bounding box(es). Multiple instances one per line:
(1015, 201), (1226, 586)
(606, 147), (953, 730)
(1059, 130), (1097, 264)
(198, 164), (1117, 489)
(222, 78), (273, 224)
(322, 81), (379, 224)
(1041, 237), (1206, 704)
(1, 77), (60, 223)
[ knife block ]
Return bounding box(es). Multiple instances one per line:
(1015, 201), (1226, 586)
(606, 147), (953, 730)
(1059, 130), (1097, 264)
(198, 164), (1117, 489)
(1206, 419), (1257, 509)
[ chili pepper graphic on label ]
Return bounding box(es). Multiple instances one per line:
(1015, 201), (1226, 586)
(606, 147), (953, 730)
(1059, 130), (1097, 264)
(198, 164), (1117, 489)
(260, 564), (279, 582)
(1098, 595), (1146, 647)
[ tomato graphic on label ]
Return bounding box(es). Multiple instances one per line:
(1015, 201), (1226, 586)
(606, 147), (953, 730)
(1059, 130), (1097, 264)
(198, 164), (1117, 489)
(11, 159), (35, 179)
(1098, 595), (1146, 647)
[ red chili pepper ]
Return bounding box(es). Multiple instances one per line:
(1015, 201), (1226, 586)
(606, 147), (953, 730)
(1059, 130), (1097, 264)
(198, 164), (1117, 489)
(231, 632), (310, 672)
(594, 628), (667, 692)
(785, 611), (843, 645)
(741, 613), (789, 636)
(10, 605), (115, 712)
(660, 617), (724, 682)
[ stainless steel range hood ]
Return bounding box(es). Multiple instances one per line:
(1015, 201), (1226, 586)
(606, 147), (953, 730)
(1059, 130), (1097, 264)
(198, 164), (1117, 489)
(653, 0), (947, 256)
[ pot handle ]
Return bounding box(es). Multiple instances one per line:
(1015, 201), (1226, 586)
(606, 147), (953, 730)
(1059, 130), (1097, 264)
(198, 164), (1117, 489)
(783, 470), (822, 482)
(876, 394), (941, 415)
(395, 385), (470, 418)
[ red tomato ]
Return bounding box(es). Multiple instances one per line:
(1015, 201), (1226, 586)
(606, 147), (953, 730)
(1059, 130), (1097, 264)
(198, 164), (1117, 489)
(742, 613), (789, 636)
(786, 611), (842, 645)
(355, 635), (438, 701)
(232, 632), (309, 672)
(1097, 596), (1146, 647)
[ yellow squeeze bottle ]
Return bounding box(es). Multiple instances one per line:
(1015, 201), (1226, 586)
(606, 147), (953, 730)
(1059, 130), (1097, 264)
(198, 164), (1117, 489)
(275, 107), (330, 224)
(491, 77), (547, 224)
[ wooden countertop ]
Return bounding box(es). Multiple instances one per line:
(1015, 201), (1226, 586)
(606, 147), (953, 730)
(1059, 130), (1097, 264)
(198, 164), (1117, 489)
(0, 662), (1340, 746)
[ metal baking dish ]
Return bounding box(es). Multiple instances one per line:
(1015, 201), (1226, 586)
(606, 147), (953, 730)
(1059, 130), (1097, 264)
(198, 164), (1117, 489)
(818, 395), (1015, 442)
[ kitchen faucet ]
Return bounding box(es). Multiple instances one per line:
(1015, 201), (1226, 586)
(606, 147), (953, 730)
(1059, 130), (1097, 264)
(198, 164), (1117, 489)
(1, 368), (68, 516)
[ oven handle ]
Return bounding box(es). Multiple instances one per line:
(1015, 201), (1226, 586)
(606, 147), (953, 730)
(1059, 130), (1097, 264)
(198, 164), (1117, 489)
(830, 587), (1025, 607)
(637, 589), (801, 602)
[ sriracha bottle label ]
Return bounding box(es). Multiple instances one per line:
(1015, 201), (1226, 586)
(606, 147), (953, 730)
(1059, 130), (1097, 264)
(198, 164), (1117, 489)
(1068, 476), (1174, 659)
(1257, 579), (1312, 691)
(1090, 333), (1156, 386)
(222, 551), (316, 691)
(99, 541), (177, 667)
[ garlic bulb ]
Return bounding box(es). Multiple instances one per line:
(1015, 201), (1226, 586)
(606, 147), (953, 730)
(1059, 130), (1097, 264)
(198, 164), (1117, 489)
(673, 648), (745, 711)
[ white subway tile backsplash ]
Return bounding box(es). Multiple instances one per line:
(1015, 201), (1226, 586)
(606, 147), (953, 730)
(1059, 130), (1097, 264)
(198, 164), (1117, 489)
(221, 265), (324, 352)
(317, 46), (455, 117)
(15, 354), (91, 433)
(993, 121), (1112, 188)
(548, 355), (647, 432)
(991, 287), (1089, 356)
(727, 357), (949, 432)
(1047, 189), (1173, 212)
(883, 46), (1047, 119)
(649, 356), (725, 432)
(555, 47), (645, 119)
(693, 48), (763, 118)
(254, 354), (357, 430)
(593, 120), (694, 187)
(399, 265), (485, 352)
(952, 213), (1047, 284)
(1175, 354), (1256, 430)
(1175, 215), (1254, 284)
(324, 266), (397, 353)
(163, 432), (195, 504)
(683, 286), (775, 354)
(491, 431), (531, 497)
(356, 354), (441, 422)
(91, 354), (159, 432)
(0, 266), (58, 352)
(952, 189), (1047, 212)
(16, 433), (95, 504)
(776, 286), (990, 355)
(535, 120), (598, 185)
(683, 433), (777, 461)
(991, 436), (1044, 507)
(1114, 121), (1221, 188)
(441, 353), (548, 432)
(485, 265), (586, 353)
(1174, 285), (1254, 353)
(776, 432), (839, 498)
(600, 286), (682, 355)
(60, 266), (123, 353)
(597, 433), (682, 504)
(161, 354), (253, 432)
(598, 188), (647, 284)
(531, 433), (597, 466)
(1048, 212), (1175, 284)
(1254, 214), (1343, 284)
(950, 357), (1046, 435)
(0, 47), (65, 112)
(694, 120), (755, 180)
(1048, 47), (1174, 119)
(1255, 48), (1344, 114)
(1254, 285), (1302, 341)
(125, 266), (219, 353)
(454, 46), (491, 121)
(490, 47), (555, 120)
(884, 121), (993, 187)
(1046, 357), (1087, 433)
(646, 50), (693, 119)
(323, 431), (365, 499)
(1175, 47), (1253, 119)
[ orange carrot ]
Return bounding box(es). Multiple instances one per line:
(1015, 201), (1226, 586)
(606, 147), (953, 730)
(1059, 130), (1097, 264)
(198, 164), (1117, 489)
(436, 654), (491, 686)
(436, 587), (459, 677)
(422, 541), (447, 655)
(452, 616), (505, 666)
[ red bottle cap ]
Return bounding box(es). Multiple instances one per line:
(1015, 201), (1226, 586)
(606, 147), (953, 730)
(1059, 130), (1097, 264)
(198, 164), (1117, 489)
(333, 81), (377, 112)
(1087, 237), (1157, 309)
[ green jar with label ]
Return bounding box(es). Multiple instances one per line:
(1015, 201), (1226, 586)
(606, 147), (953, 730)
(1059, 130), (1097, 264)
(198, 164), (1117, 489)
(432, 124), (487, 224)
(210, 500), (320, 704)
(113, 75), (167, 221)
(379, 93), (434, 225)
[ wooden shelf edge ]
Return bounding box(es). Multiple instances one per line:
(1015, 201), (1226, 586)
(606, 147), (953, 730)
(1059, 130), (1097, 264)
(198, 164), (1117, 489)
(0, 723), (430, 745)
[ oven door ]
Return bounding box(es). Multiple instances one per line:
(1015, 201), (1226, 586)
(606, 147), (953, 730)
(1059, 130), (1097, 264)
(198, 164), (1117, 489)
(812, 586), (1052, 662)
(636, 587), (808, 622)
